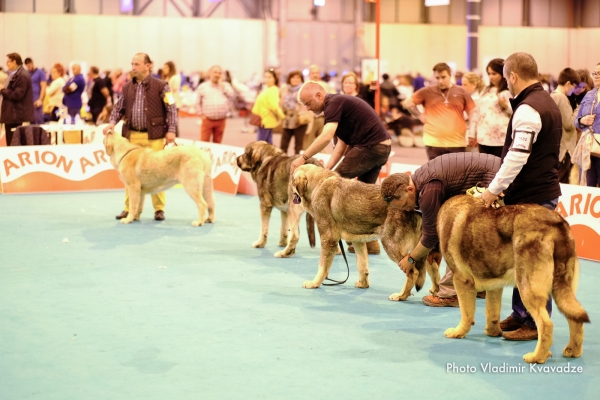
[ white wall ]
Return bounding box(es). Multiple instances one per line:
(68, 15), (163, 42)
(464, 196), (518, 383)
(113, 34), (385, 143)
(362, 23), (598, 77)
(0, 13), (265, 81)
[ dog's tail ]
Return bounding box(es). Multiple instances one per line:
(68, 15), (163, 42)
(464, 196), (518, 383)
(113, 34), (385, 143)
(306, 212), (316, 248)
(552, 233), (590, 324)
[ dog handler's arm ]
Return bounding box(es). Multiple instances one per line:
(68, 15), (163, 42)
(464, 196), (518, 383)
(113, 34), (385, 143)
(162, 83), (178, 143)
(103, 93), (126, 135)
(326, 139), (347, 170)
(290, 122), (338, 176)
(482, 104), (541, 207)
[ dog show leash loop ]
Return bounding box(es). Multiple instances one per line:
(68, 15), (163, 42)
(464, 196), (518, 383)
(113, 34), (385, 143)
(322, 240), (350, 286)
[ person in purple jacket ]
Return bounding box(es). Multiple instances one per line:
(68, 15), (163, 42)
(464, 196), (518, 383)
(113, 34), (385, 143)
(62, 63), (85, 123)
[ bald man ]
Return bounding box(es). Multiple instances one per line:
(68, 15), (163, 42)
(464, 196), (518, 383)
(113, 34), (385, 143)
(62, 63), (86, 124)
(290, 82), (392, 254)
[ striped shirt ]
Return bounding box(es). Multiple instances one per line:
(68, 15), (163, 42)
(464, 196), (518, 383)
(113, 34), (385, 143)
(110, 77), (178, 133)
(196, 81), (234, 120)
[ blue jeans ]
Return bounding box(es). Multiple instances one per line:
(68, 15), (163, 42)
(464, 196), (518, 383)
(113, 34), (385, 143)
(510, 197), (558, 328)
(257, 126), (273, 144)
(34, 106), (44, 125)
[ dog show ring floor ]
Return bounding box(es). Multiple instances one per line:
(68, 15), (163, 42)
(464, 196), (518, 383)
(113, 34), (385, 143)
(1, 188), (599, 399)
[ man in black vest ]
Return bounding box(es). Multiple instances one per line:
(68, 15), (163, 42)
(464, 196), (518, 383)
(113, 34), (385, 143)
(103, 53), (178, 221)
(382, 153), (502, 305)
(290, 81), (392, 254)
(482, 52), (562, 341)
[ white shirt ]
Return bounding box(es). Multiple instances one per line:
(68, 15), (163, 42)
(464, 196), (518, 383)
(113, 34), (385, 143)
(488, 104), (542, 195)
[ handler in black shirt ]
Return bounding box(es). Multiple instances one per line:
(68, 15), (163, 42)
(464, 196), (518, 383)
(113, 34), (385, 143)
(290, 81), (391, 181)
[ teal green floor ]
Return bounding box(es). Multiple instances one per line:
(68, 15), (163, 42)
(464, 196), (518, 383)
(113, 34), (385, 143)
(1, 189), (599, 399)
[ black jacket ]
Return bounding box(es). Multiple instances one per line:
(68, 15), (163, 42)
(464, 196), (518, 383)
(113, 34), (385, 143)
(0, 66), (35, 124)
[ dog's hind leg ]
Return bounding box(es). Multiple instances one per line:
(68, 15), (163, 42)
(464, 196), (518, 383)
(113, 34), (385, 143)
(444, 270), (476, 339)
(520, 293), (553, 364)
(182, 174), (208, 227)
(253, 205), (272, 248)
(202, 175), (215, 223)
(278, 210), (289, 247)
(484, 288), (503, 337)
(303, 237), (338, 289)
(563, 319), (585, 358)
(275, 204), (302, 258)
(353, 241), (370, 288)
(122, 185), (141, 224)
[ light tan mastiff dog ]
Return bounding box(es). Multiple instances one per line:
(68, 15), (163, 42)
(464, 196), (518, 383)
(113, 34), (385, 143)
(291, 164), (439, 297)
(104, 132), (215, 226)
(438, 195), (590, 364)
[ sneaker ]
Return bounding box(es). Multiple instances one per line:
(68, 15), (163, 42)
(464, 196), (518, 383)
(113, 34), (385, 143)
(422, 295), (459, 308)
(500, 315), (523, 332)
(502, 325), (538, 341)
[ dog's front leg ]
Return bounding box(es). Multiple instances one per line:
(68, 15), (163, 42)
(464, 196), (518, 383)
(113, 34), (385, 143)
(353, 242), (370, 288)
(252, 205), (272, 248)
(389, 270), (417, 301)
(278, 210), (289, 247)
(427, 260), (440, 296)
(303, 238), (337, 289)
(122, 185), (141, 224)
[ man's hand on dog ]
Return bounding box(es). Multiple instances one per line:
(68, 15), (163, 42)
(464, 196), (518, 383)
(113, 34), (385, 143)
(427, 250), (442, 266)
(166, 132), (176, 143)
(103, 124), (115, 135)
(482, 189), (499, 208)
(398, 255), (415, 275)
(290, 157), (305, 177)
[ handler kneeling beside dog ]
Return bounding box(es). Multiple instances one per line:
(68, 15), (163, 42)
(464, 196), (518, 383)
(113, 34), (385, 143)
(382, 152), (501, 304)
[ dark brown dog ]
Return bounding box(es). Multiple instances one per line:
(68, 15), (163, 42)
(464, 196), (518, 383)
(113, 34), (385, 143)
(236, 141), (319, 257)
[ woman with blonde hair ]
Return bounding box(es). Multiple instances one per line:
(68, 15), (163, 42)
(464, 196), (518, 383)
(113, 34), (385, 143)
(468, 58), (513, 157)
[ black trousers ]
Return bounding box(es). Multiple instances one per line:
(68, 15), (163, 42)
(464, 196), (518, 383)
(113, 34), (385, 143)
(335, 143), (391, 184)
(425, 146), (466, 161)
(478, 144), (503, 158)
(281, 125), (307, 155)
(4, 123), (23, 146)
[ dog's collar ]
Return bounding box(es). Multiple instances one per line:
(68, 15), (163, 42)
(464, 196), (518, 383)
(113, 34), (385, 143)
(117, 147), (141, 167)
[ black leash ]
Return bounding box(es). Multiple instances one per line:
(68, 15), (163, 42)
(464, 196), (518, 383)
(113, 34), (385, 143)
(322, 240), (350, 286)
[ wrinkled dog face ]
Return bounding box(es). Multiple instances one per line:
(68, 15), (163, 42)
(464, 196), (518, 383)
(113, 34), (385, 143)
(236, 143), (261, 172)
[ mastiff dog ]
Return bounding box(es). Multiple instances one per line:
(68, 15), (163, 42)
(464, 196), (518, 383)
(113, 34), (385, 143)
(236, 141), (321, 257)
(104, 132), (215, 226)
(291, 164), (439, 298)
(438, 195), (590, 364)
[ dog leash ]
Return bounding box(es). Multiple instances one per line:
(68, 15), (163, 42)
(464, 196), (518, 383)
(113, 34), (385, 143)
(322, 240), (350, 286)
(163, 140), (178, 149)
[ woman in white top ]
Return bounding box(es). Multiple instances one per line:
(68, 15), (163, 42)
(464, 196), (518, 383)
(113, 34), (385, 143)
(468, 58), (513, 158)
(46, 63), (66, 122)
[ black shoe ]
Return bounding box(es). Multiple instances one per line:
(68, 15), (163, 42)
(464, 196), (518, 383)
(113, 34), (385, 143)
(154, 210), (165, 221)
(116, 211), (129, 220)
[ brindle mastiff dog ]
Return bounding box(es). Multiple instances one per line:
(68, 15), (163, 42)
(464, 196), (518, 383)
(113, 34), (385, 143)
(236, 141), (319, 257)
(291, 164), (439, 297)
(438, 195), (590, 364)
(104, 132), (215, 226)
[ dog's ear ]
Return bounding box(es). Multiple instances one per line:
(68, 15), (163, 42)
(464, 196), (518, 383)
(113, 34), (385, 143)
(104, 134), (115, 156)
(295, 172), (308, 198)
(250, 145), (263, 169)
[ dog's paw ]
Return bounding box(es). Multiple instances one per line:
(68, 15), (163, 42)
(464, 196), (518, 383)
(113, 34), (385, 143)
(444, 327), (466, 339)
(192, 220), (204, 227)
(120, 218), (134, 224)
(523, 351), (552, 364)
(205, 217), (214, 224)
(277, 241), (288, 247)
(484, 327), (502, 337)
(274, 249), (295, 258)
(563, 344), (583, 358)
(355, 280), (369, 289)
(302, 280), (320, 289)
(252, 239), (267, 248)
(388, 292), (411, 301)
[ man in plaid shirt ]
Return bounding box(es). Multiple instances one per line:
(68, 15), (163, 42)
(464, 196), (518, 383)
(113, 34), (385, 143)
(197, 65), (234, 143)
